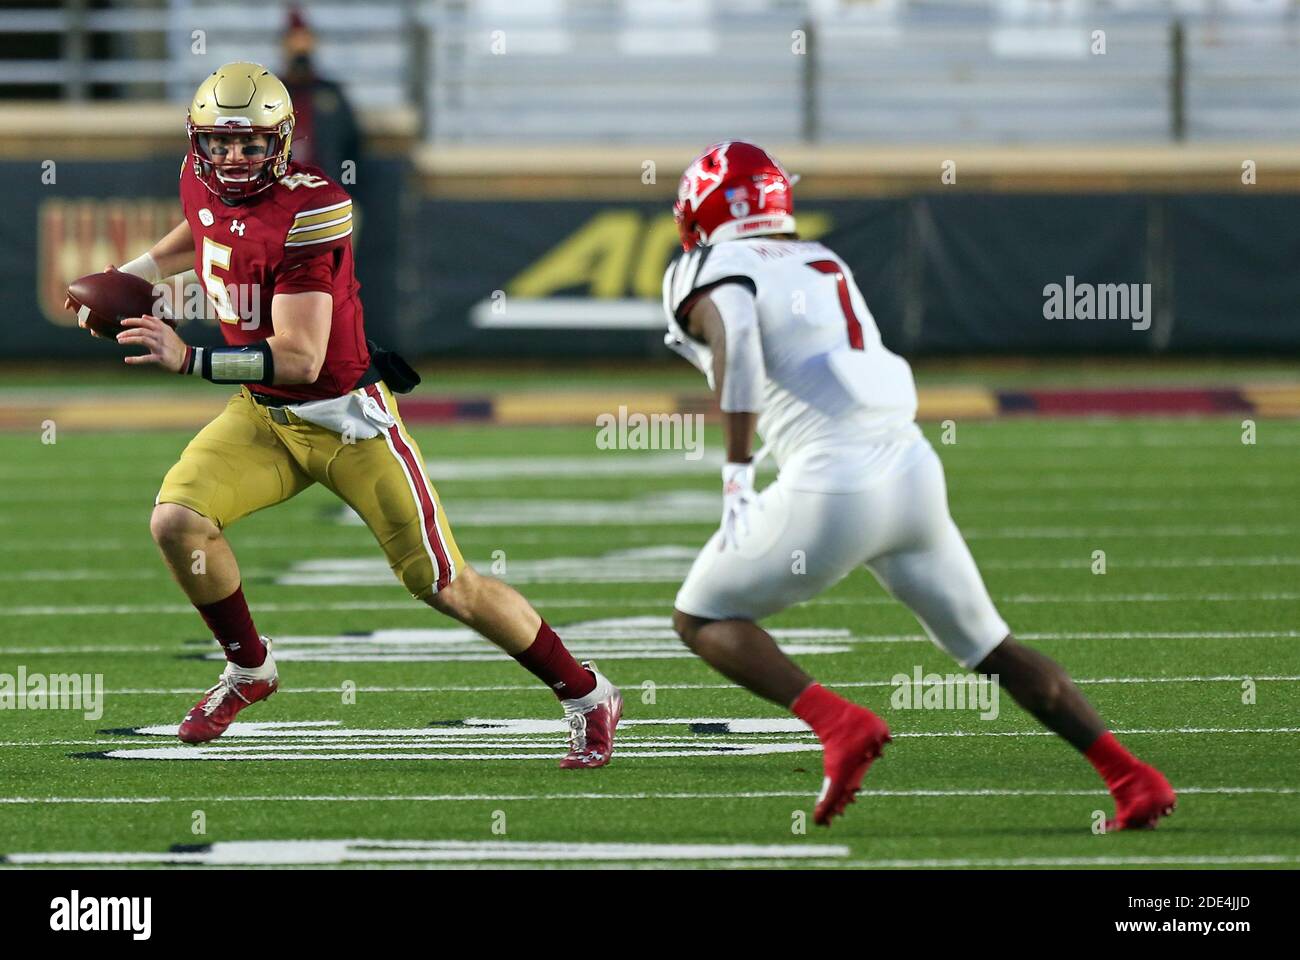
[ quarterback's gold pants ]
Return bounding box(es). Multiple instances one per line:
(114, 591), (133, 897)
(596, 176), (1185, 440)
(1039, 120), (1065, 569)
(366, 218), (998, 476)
(156, 383), (463, 598)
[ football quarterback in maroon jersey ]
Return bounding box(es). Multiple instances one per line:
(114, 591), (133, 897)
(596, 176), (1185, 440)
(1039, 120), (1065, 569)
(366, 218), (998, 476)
(70, 62), (621, 765)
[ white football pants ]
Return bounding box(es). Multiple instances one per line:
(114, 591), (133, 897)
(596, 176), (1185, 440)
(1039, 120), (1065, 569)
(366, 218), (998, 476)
(675, 437), (1010, 668)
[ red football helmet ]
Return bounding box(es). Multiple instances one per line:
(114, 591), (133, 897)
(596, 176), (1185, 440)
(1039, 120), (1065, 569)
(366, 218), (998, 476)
(673, 141), (797, 252)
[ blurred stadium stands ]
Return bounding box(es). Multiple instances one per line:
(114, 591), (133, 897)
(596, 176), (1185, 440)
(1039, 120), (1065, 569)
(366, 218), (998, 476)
(3, 0), (1300, 142)
(4, 1), (1299, 362)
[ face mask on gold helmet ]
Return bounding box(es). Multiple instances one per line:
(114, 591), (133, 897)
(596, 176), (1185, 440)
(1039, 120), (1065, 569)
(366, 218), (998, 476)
(187, 61), (295, 201)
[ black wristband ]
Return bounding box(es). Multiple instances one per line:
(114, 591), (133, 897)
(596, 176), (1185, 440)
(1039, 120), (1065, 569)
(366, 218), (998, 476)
(201, 342), (275, 385)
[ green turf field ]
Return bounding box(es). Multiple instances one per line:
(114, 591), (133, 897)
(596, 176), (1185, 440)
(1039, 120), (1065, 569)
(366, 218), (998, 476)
(1, 410), (1298, 868)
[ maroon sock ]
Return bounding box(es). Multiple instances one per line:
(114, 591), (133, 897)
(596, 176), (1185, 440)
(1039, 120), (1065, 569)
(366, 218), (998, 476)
(195, 584), (265, 668)
(791, 682), (848, 737)
(514, 621), (595, 699)
(1084, 731), (1140, 790)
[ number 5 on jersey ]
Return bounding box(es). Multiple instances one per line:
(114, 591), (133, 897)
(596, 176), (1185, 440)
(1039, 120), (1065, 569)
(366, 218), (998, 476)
(202, 236), (241, 324)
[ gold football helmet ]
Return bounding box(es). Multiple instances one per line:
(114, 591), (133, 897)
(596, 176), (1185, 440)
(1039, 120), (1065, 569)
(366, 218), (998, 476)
(187, 61), (295, 200)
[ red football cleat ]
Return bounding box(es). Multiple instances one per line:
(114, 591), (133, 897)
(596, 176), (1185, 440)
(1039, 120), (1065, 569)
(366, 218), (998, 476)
(177, 640), (279, 744)
(1106, 762), (1177, 831)
(559, 662), (622, 769)
(813, 705), (892, 827)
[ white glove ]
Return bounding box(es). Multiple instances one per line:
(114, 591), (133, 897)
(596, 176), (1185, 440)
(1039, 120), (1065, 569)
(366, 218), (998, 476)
(719, 461), (756, 551)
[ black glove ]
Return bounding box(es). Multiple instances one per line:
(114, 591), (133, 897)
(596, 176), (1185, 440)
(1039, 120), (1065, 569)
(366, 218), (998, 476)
(366, 339), (421, 394)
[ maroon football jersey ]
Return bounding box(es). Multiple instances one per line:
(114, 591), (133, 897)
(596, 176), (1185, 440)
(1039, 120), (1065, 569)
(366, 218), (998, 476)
(179, 157), (370, 402)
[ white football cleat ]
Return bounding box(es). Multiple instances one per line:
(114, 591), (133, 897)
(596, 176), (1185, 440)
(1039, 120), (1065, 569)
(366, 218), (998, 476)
(559, 661), (622, 769)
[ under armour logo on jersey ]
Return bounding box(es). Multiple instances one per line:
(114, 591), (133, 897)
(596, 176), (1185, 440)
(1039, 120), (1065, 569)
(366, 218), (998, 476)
(230, 220), (246, 236)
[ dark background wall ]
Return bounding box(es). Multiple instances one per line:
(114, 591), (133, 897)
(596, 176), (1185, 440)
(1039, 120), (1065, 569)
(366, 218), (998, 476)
(7, 157), (1297, 360)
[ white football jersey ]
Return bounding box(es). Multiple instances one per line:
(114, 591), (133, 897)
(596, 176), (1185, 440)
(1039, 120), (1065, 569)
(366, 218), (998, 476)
(663, 237), (920, 491)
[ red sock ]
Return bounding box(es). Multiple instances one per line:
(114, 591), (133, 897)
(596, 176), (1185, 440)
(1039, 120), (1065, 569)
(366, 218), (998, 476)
(195, 584), (265, 668)
(1084, 731), (1140, 789)
(791, 683), (849, 737)
(514, 621), (595, 699)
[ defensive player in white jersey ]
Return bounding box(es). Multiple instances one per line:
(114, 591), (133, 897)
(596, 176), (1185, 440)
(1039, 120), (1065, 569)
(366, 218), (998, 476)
(664, 141), (1176, 829)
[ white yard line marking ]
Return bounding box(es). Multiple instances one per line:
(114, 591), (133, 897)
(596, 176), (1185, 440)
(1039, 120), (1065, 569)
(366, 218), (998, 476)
(810, 592), (1300, 606)
(92, 746), (819, 760)
(977, 555), (1300, 570)
(339, 494), (721, 528)
(329, 493), (1299, 533)
(5, 855), (1288, 870)
(952, 475), (1296, 491)
(288, 547), (700, 585)
(186, 618), (853, 663)
(8, 721), (1296, 753)
(962, 524), (1300, 539)
(92, 674), (1300, 695)
(284, 549), (1300, 587)
(333, 510), (1300, 534)
(952, 498), (1296, 514)
(0, 600), (636, 617)
(1, 838), (849, 866)
(0, 540), (129, 553)
(5, 591), (1300, 617)
(4, 630), (1298, 659)
(0, 534), (558, 553)
(423, 453), (729, 480)
(6, 726), (1295, 751)
(107, 717), (1300, 739)
(0, 601), (630, 617)
(957, 434), (1300, 449)
(0, 786), (1295, 805)
(0, 645), (168, 654)
(10, 570), (162, 581)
